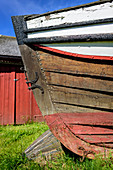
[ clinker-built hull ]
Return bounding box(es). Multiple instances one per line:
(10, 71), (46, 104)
(12, 0), (113, 159)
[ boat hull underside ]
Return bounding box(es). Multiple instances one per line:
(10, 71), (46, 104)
(45, 112), (113, 159)
(19, 44), (113, 158)
(40, 49), (113, 158)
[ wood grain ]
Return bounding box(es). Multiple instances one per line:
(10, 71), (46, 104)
(19, 45), (56, 116)
(50, 85), (113, 111)
(53, 103), (104, 113)
(38, 50), (113, 77)
(59, 112), (113, 126)
(45, 72), (113, 93)
(25, 129), (63, 160)
(67, 125), (113, 135)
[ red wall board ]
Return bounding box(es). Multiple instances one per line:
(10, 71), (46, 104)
(0, 65), (44, 125)
(16, 72), (43, 124)
(0, 72), (15, 125)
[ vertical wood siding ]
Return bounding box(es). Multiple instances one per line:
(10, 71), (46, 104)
(0, 72), (15, 125)
(0, 66), (44, 125)
(16, 72), (43, 124)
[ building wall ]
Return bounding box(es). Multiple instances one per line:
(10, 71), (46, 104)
(0, 65), (44, 125)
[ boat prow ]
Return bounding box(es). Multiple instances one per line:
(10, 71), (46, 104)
(12, 0), (113, 158)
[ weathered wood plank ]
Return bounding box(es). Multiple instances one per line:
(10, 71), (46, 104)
(25, 129), (63, 160)
(19, 45), (56, 116)
(77, 134), (113, 144)
(50, 86), (113, 111)
(26, 1), (113, 29)
(28, 24), (113, 40)
(59, 112), (113, 126)
(45, 113), (113, 159)
(54, 103), (104, 113)
(38, 50), (113, 77)
(45, 72), (113, 93)
(97, 143), (113, 148)
(67, 125), (113, 135)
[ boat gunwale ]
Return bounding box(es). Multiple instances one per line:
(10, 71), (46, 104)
(24, 18), (113, 33)
(32, 44), (113, 61)
(24, 0), (113, 21)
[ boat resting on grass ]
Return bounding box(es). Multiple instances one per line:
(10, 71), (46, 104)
(12, 0), (113, 159)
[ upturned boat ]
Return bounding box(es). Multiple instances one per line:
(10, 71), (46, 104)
(12, 0), (113, 159)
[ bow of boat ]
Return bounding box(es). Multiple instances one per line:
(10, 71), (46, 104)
(12, 0), (113, 158)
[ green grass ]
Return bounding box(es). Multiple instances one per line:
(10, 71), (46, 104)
(0, 122), (113, 170)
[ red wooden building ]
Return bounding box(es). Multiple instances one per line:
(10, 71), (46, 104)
(0, 35), (44, 125)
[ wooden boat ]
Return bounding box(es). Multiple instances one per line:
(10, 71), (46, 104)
(12, 0), (113, 159)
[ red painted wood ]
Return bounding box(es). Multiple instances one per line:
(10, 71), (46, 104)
(77, 134), (113, 144)
(97, 143), (113, 148)
(0, 71), (15, 125)
(45, 113), (113, 158)
(16, 72), (43, 124)
(59, 112), (113, 126)
(67, 125), (113, 135)
(0, 65), (44, 125)
(33, 44), (113, 61)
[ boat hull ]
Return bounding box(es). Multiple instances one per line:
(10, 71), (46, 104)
(45, 112), (113, 159)
(12, 0), (113, 158)
(18, 44), (113, 158)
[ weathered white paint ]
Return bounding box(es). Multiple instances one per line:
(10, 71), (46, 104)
(27, 2), (113, 29)
(26, 1), (113, 57)
(41, 41), (113, 56)
(27, 23), (113, 38)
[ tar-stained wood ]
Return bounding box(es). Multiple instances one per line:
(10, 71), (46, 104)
(19, 45), (56, 116)
(25, 129), (63, 160)
(45, 72), (113, 93)
(50, 86), (113, 111)
(38, 50), (113, 78)
(24, 34), (113, 43)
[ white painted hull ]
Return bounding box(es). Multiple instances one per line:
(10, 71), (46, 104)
(27, 2), (113, 29)
(40, 41), (113, 57)
(25, 1), (113, 58)
(28, 23), (113, 39)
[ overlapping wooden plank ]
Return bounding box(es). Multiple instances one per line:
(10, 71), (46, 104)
(45, 113), (113, 159)
(97, 143), (113, 148)
(59, 112), (113, 126)
(28, 24), (113, 40)
(77, 134), (113, 144)
(50, 86), (113, 111)
(38, 50), (113, 77)
(45, 72), (113, 93)
(67, 124), (113, 135)
(54, 103), (104, 113)
(26, 1), (113, 29)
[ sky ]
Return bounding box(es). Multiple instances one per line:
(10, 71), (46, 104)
(0, 0), (95, 37)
